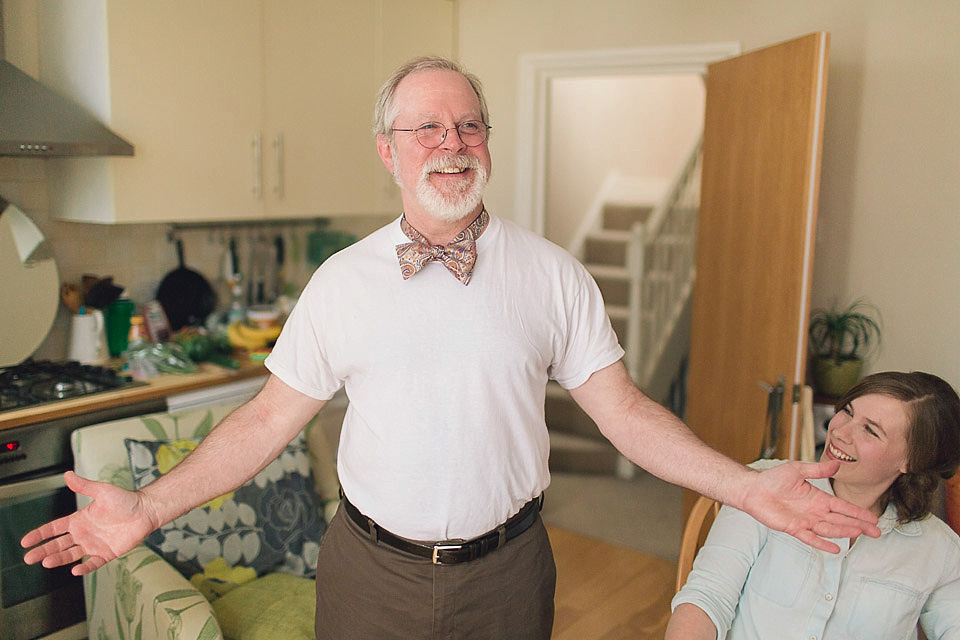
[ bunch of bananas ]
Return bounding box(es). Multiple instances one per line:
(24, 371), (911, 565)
(226, 321), (282, 350)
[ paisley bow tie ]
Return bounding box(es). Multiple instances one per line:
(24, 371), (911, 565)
(396, 209), (489, 286)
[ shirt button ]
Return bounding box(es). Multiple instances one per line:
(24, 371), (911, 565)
(825, 593), (834, 601)
(810, 636), (817, 640)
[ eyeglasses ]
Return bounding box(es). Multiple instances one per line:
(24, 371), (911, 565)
(391, 121), (491, 149)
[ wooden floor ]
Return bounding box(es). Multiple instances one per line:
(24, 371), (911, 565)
(549, 526), (676, 640)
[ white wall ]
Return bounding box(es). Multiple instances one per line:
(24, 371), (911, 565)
(457, 0), (960, 385)
(546, 74), (704, 247)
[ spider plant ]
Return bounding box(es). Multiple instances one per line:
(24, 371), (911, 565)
(808, 298), (881, 364)
(808, 299), (881, 397)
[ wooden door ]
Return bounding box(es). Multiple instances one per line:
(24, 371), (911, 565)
(685, 33), (830, 497)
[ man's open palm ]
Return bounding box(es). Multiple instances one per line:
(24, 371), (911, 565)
(21, 471), (156, 575)
(743, 460), (881, 553)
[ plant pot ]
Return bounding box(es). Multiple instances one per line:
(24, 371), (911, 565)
(812, 357), (863, 399)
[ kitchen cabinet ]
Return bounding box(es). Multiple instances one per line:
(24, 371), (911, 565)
(36, 0), (455, 224)
(38, 0), (266, 223)
(260, 0), (455, 218)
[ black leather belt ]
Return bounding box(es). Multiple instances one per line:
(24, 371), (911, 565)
(340, 492), (543, 565)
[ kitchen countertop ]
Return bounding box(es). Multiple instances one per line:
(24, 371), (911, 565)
(0, 359), (268, 431)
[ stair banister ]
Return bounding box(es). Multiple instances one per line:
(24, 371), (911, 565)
(625, 221), (646, 384)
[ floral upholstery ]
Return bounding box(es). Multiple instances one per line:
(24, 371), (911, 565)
(71, 401), (340, 640)
(125, 432), (326, 586)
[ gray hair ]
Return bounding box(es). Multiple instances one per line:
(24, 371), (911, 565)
(372, 56), (490, 138)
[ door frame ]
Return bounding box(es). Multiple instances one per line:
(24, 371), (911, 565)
(513, 42), (741, 235)
(788, 31), (829, 459)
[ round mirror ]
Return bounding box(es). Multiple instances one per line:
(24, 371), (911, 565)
(0, 202), (60, 367)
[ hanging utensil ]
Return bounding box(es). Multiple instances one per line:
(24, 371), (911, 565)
(156, 237), (217, 331)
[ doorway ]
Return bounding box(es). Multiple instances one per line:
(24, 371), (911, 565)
(545, 73), (705, 250)
(527, 46), (742, 562)
(513, 43), (741, 235)
(516, 45), (740, 407)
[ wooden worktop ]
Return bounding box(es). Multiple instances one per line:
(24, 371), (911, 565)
(0, 360), (268, 431)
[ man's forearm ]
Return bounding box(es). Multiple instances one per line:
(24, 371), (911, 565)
(569, 361), (755, 509)
(139, 375), (325, 528)
(570, 362), (879, 550)
(610, 397), (756, 509)
(137, 402), (283, 526)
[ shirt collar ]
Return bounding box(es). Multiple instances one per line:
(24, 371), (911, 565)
(815, 474), (922, 538)
(878, 503), (924, 537)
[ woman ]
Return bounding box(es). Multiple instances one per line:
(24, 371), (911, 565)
(667, 371), (960, 639)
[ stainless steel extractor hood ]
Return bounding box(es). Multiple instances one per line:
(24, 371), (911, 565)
(0, 59), (134, 157)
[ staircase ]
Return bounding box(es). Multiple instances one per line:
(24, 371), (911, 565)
(547, 141), (702, 477)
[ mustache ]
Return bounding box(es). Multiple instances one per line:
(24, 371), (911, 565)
(421, 154), (482, 175)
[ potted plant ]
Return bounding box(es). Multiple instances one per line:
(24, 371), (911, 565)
(808, 298), (881, 398)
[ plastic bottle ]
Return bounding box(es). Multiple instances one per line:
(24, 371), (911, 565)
(128, 315), (147, 345)
(124, 315), (156, 380)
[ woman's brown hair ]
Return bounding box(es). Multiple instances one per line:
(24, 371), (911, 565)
(836, 371), (960, 523)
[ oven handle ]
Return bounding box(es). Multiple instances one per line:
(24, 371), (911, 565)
(0, 471), (67, 501)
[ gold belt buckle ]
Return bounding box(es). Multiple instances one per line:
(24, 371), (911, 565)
(432, 543), (463, 565)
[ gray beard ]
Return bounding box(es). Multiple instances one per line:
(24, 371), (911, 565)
(393, 151), (488, 224)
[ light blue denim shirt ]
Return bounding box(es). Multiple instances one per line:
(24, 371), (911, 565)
(672, 460), (960, 640)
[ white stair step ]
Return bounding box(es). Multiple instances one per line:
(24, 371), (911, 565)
(587, 229), (634, 243)
(549, 431), (612, 453)
(586, 264), (631, 280)
(606, 304), (629, 319)
(548, 431), (631, 477)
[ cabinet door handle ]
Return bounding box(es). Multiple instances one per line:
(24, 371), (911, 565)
(273, 133), (285, 199)
(252, 132), (262, 199)
(758, 376), (786, 459)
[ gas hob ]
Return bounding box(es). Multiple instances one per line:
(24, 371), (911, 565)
(0, 359), (141, 412)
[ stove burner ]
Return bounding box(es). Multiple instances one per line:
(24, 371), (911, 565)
(35, 379), (92, 399)
(0, 359), (138, 411)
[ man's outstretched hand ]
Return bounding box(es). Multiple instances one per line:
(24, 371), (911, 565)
(21, 471), (158, 575)
(740, 459), (881, 554)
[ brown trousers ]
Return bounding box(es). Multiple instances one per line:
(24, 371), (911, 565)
(314, 502), (556, 640)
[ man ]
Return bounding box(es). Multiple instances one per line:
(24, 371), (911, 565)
(22, 57), (880, 640)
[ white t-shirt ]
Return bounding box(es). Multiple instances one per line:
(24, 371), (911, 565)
(265, 213), (623, 540)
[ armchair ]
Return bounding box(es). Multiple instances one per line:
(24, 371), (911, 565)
(71, 401), (340, 640)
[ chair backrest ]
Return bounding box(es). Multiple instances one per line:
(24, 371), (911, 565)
(72, 400), (341, 520)
(676, 494), (720, 592)
(72, 402), (245, 503)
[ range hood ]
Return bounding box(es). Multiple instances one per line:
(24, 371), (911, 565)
(0, 59), (134, 157)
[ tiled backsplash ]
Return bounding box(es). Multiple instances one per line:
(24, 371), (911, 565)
(1, 158), (391, 362)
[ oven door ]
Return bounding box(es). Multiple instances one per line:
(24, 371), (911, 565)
(0, 473), (86, 640)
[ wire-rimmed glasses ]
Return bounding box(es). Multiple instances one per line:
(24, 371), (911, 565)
(391, 121), (491, 148)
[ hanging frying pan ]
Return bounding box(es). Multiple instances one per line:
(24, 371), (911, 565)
(156, 237), (217, 331)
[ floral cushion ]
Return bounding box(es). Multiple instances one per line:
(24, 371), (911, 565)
(125, 430), (326, 598)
